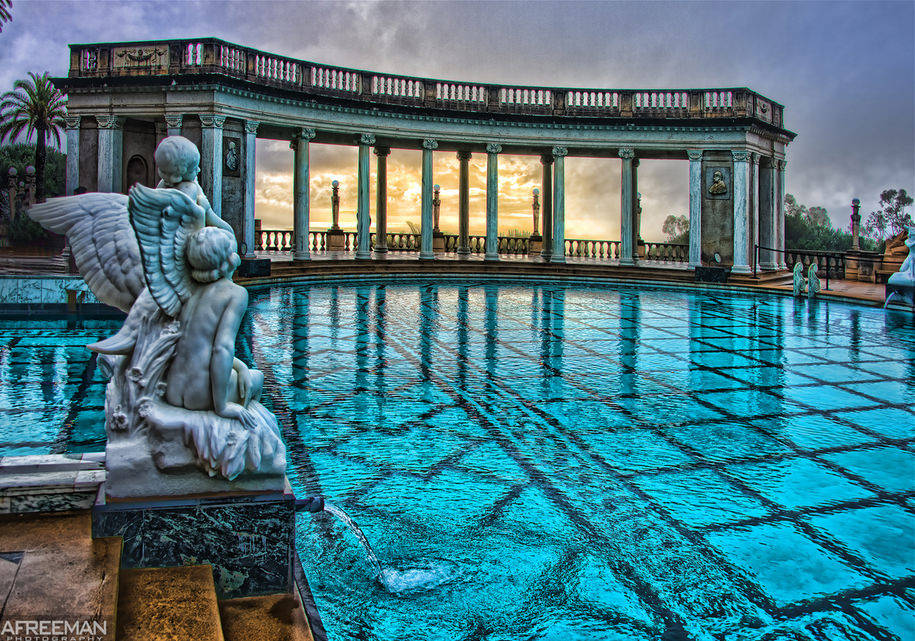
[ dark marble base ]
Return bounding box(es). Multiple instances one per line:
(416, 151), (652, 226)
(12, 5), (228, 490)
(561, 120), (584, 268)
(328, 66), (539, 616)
(695, 266), (730, 283)
(237, 257), (271, 278)
(92, 481), (294, 599)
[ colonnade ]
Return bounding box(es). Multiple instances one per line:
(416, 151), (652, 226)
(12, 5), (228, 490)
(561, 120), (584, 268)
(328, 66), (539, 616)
(68, 113), (787, 271)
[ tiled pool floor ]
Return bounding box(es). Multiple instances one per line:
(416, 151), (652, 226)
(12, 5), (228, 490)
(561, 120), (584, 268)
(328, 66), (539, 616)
(2, 282), (914, 640)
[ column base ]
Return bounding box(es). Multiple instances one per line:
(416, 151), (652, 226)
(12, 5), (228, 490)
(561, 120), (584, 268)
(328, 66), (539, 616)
(355, 250), (371, 260)
(419, 252), (435, 260)
(731, 264), (752, 274)
(758, 261), (777, 271)
(485, 254), (500, 261)
(619, 258), (635, 267)
(540, 250), (553, 260)
(550, 255), (566, 264)
(374, 246), (388, 254)
(292, 252), (310, 261)
(456, 248), (471, 257)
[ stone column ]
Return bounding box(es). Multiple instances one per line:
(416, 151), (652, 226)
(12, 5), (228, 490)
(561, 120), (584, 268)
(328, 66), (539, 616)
(374, 146), (390, 253)
(619, 147), (635, 266)
(631, 158), (640, 258)
(95, 115), (124, 193)
(850, 198), (861, 250)
(199, 114), (226, 217)
(164, 114), (183, 137)
(420, 138), (437, 260)
(687, 149), (703, 267)
(749, 153), (760, 271)
(776, 160), (787, 268)
(731, 150), (751, 273)
(292, 127), (315, 261)
(243, 120), (260, 258)
(551, 146), (567, 263)
(457, 151), (471, 256)
(540, 153), (553, 260)
(64, 116), (80, 195)
(356, 133), (374, 259)
(485, 143), (501, 261)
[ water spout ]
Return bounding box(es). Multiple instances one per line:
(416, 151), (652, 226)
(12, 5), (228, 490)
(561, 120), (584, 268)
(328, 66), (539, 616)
(322, 503), (384, 580)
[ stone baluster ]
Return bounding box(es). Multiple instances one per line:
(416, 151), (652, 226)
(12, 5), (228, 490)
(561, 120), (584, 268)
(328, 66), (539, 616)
(374, 146), (390, 253)
(619, 147), (635, 266)
(291, 126), (314, 260)
(457, 151), (471, 256)
(731, 150), (751, 273)
(485, 143), (501, 261)
(96, 115), (124, 193)
(64, 116), (80, 195)
(356, 133), (374, 259)
(199, 114), (226, 217)
(687, 149), (703, 267)
(420, 138), (437, 260)
(540, 153), (553, 259)
(551, 146), (567, 263)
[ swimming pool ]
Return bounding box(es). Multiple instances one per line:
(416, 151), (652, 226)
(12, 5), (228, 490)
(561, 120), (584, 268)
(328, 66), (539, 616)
(1, 281), (914, 639)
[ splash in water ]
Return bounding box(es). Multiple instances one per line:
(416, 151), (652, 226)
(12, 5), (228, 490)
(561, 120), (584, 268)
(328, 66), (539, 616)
(323, 503), (384, 579)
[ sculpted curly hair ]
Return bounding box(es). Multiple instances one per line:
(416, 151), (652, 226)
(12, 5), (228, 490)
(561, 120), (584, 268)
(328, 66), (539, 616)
(186, 227), (240, 282)
(155, 136), (200, 182)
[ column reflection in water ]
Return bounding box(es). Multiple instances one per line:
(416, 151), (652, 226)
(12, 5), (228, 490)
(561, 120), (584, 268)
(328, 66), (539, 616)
(849, 310), (861, 362)
(419, 286), (438, 382)
(619, 291), (640, 412)
(374, 285), (387, 399)
(329, 285), (340, 344)
(540, 287), (565, 395)
(457, 286), (469, 389)
(291, 288), (310, 398)
(354, 286), (371, 418)
(484, 286), (498, 382)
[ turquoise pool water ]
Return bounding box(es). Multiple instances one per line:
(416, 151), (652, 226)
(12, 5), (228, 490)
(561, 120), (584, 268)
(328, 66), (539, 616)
(2, 282), (914, 639)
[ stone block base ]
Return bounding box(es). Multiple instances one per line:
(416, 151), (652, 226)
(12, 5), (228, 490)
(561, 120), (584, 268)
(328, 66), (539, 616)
(529, 235), (542, 255)
(433, 232), (445, 252)
(92, 480), (295, 599)
(237, 257), (271, 278)
(695, 266), (730, 283)
(326, 229), (345, 251)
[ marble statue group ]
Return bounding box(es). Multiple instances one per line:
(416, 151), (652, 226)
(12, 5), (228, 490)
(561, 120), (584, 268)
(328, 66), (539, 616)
(28, 136), (286, 494)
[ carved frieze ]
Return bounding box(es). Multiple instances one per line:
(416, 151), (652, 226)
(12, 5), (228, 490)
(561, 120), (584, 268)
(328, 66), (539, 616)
(112, 46), (168, 72)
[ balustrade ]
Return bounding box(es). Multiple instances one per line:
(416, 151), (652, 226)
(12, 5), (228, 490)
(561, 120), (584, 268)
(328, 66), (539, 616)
(785, 249), (845, 280)
(564, 238), (619, 260)
(644, 242), (688, 262)
(67, 39), (784, 125)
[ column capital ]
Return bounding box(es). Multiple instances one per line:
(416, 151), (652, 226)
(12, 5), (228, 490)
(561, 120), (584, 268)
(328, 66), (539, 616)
(374, 145), (391, 157)
(776, 159), (787, 170)
(164, 114), (183, 129)
(486, 143), (502, 155)
(731, 150), (750, 162)
(245, 120), (261, 135)
(750, 152), (760, 165)
(551, 146), (568, 158)
(359, 133), (375, 146)
(63, 115), (81, 130)
(95, 115), (124, 129)
(422, 138), (438, 150)
(618, 147), (635, 160)
(539, 153), (554, 165)
(199, 114), (226, 128)
(686, 149), (703, 161)
(295, 126), (315, 140)
(456, 150), (472, 161)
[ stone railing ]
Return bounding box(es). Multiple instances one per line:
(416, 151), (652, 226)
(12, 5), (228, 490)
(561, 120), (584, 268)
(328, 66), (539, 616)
(67, 39), (785, 127)
(645, 242), (688, 262)
(785, 249), (846, 280)
(565, 238), (620, 260)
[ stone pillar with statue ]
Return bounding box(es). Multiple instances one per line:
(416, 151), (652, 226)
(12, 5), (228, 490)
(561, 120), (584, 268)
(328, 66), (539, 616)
(432, 184), (444, 253)
(326, 179), (345, 251)
(529, 188), (542, 254)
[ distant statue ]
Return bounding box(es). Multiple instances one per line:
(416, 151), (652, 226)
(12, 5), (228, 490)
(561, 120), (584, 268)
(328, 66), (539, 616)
(792, 262), (807, 296)
(807, 263), (821, 298)
(708, 170), (727, 195)
(27, 136), (285, 491)
(886, 226), (915, 310)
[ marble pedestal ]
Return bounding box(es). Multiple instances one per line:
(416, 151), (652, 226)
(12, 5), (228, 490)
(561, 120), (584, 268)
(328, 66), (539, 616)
(529, 235), (542, 255)
(326, 229), (345, 251)
(433, 231), (445, 253)
(92, 479), (295, 599)
(886, 277), (915, 313)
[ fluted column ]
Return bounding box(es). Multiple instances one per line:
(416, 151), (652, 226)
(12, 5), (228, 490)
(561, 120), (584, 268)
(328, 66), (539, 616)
(374, 146), (390, 254)
(540, 153), (553, 260)
(485, 143), (501, 261)
(758, 158), (777, 270)
(95, 115), (124, 193)
(619, 147), (635, 266)
(749, 153), (760, 271)
(457, 151), (471, 256)
(776, 160), (787, 269)
(420, 138), (437, 260)
(292, 127), (315, 261)
(243, 120), (260, 258)
(64, 116), (80, 195)
(687, 149), (703, 267)
(731, 150), (751, 274)
(551, 146), (567, 263)
(164, 114), (183, 137)
(631, 158), (640, 257)
(199, 114), (225, 217)
(356, 133), (375, 259)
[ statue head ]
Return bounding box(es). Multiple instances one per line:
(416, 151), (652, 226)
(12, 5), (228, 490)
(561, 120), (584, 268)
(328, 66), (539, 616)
(155, 136), (200, 186)
(186, 227), (240, 282)
(713, 171), (723, 182)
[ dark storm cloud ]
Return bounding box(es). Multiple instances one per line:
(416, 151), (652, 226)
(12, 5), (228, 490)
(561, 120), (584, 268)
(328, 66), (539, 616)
(1, 0), (911, 234)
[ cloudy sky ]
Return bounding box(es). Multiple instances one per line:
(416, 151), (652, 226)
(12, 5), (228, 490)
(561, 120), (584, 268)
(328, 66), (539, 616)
(1, 0), (912, 240)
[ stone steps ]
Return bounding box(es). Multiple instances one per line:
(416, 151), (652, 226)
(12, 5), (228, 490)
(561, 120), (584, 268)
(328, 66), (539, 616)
(0, 512), (121, 638)
(117, 565), (224, 641)
(219, 592), (315, 641)
(0, 453), (106, 515)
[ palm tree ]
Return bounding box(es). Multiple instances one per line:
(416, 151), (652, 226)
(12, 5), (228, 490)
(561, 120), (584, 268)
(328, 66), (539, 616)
(0, 72), (67, 202)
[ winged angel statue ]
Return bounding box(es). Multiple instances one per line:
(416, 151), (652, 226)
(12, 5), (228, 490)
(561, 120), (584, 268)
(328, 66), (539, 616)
(29, 175), (285, 489)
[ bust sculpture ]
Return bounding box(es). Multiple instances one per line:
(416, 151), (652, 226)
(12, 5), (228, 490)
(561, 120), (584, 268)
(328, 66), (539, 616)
(28, 136), (285, 496)
(708, 170), (727, 195)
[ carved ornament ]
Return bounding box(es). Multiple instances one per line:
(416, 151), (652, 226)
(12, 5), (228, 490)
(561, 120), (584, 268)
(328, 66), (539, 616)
(422, 138), (438, 150)
(486, 143), (502, 154)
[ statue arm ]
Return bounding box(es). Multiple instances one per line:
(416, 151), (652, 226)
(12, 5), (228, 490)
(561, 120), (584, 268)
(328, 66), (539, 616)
(197, 191), (235, 235)
(210, 288), (255, 428)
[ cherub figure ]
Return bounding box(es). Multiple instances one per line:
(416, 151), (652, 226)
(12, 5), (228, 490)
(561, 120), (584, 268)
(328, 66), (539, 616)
(27, 141), (284, 489)
(154, 135), (235, 237)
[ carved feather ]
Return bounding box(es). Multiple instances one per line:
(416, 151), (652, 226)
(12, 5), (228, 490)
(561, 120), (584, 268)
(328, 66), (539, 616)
(27, 194), (145, 312)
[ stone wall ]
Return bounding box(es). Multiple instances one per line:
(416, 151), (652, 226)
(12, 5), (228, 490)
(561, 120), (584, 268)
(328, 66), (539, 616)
(701, 151), (734, 266)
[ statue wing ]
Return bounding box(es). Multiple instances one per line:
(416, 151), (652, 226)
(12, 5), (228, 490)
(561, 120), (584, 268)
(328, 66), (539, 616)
(128, 184), (206, 318)
(27, 193), (145, 312)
